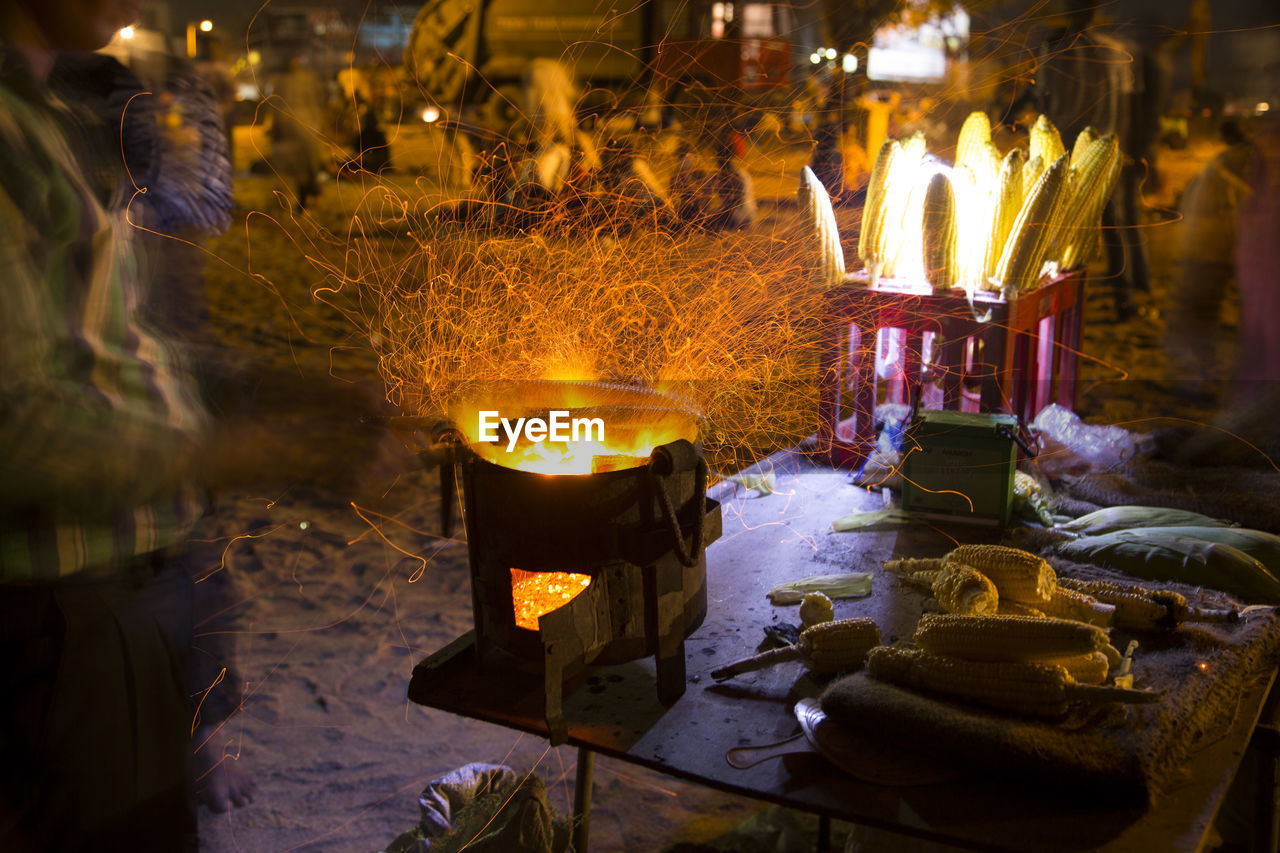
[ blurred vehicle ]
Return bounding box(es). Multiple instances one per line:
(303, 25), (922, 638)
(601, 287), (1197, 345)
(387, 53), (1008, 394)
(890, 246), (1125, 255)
(403, 0), (795, 130)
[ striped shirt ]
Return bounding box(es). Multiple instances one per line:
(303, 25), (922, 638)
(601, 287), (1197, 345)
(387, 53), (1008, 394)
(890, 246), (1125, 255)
(0, 48), (208, 582)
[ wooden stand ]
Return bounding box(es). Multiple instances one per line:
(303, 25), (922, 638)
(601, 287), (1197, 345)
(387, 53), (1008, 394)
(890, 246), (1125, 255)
(817, 271), (1085, 469)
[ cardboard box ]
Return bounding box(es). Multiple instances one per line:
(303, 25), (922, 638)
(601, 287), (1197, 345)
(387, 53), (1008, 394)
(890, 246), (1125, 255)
(901, 410), (1018, 527)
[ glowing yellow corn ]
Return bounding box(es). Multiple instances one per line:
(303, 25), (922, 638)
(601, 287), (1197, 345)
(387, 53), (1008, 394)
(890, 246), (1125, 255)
(858, 138), (898, 282)
(995, 153), (1073, 298)
(983, 147), (1026, 288)
(956, 110), (992, 172)
(1070, 126), (1100, 168)
(922, 171), (959, 293)
(1058, 133), (1122, 270)
(1030, 114), (1066, 170)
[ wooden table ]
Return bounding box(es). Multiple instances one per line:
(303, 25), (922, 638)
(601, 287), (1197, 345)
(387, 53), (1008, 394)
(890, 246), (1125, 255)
(408, 453), (1275, 852)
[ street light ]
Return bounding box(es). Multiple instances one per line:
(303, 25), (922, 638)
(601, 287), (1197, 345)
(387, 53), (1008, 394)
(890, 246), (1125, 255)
(187, 20), (213, 57)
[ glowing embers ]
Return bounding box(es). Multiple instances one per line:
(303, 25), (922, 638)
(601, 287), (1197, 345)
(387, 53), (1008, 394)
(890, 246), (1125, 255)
(450, 380), (700, 476)
(510, 568), (592, 631)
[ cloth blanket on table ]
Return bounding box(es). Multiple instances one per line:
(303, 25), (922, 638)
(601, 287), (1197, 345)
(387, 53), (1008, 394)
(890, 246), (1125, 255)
(821, 605), (1280, 807)
(1044, 453), (1280, 536)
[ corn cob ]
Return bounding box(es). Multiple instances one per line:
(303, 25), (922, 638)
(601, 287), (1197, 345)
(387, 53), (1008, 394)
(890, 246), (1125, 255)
(998, 600), (1046, 618)
(955, 110), (992, 173)
(1056, 133), (1122, 270)
(867, 646), (1158, 717)
(883, 555), (948, 586)
(943, 544), (1057, 606)
(983, 148), (1026, 289)
(1039, 586), (1116, 627)
(1056, 577), (1240, 629)
(1058, 505), (1236, 536)
(913, 612), (1109, 662)
(1030, 115), (1066, 170)
(799, 166), (846, 288)
(1070, 126), (1100, 168)
(1042, 650), (1109, 684)
(1022, 154), (1045, 204)
(995, 153), (1073, 298)
(858, 138), (898, 283)
(710, 617), (880, 680)
(881, 132), (928, 278)
(922, 171), (959, 293)
(932, 563), (999, 615)
(799, 591), (835, 628)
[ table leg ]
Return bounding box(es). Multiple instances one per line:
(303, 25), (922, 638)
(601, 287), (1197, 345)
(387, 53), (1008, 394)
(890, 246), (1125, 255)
(817, 813), (831, 852)
(573, 747), (595, 853)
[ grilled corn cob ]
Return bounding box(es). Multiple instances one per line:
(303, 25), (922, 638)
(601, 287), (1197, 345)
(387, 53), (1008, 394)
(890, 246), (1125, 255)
(1040, 586), (1116, 627)
(913, 612), (1109, 662)
(983, 148), (1027, 288)
(710, 617), (881, 680)
(799, 591), (835, 628)
(998, 600), (1047, 618)
(944, 544), (1057, 606)
(931, 564), (999, 615)
(867, 646), (1157, 717)
(922, 171), (959, 292)
(1041, 650), (1109, 684)
(1056, 577), (1239, 629)
(996, 153), (1073, 298)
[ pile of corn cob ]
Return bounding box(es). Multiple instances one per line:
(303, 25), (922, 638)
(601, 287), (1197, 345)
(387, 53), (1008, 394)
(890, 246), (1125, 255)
(872, 544), (1165, 716)
(856, 112), (1123, 299)
(884, 543), (1238, 629)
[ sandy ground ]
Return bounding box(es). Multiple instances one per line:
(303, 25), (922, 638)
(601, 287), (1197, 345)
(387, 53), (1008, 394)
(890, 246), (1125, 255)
(187, 130), (1248, 853)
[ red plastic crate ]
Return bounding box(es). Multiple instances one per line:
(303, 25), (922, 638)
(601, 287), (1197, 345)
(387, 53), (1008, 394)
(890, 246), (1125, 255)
(817, 270), (1085, 469)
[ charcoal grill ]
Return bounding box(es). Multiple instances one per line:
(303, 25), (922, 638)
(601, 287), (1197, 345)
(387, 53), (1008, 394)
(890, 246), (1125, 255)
(435, 383), (721, 744)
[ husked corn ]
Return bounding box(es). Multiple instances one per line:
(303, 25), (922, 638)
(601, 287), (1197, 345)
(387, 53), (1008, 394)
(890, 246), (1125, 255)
(913, 612), (1109, 662)
(943, 544), (1057, 606)
(1040, 586), (1116, 627)
(932, 564), (999, 616)
(797, 617), (883, 673)
(867, 646), (1155, 717)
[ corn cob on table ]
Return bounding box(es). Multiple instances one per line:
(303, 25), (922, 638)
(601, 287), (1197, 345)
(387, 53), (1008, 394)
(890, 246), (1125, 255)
(409, 452), (1280, 852)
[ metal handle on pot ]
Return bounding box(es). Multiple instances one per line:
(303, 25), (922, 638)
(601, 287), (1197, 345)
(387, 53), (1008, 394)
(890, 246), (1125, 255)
(647, 439), (708, 569)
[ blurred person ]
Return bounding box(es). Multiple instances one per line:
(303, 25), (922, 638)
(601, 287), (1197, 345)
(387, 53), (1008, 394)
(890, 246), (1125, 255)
(1016, 0), (1161, 320)
(1176, 112), (1280, 467)
(351, 101), (391, 174)
(1231, 114), (1280, 408)
(1164, 120), (1253, 385)
(0, 0), (282, 847)
(50, 42), (258, 821)
(269, 57), (327, 211)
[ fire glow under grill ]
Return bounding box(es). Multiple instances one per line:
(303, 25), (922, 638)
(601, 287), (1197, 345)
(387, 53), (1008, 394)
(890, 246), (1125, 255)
(510, 568), (592, 631)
